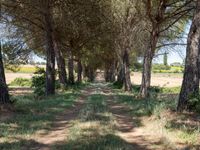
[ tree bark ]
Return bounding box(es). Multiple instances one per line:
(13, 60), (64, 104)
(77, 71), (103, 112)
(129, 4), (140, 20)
(117, 66), (124, 85)
(123, 50), (132, 91)
(140, 24), (159, 98)
(0, 41), (10, 104)
(68, 51), (74, 84)
(139, 0), (166, 98)
(44, 4), (55, 96)
(88, 67), (95, 82)
(54, 41), (67, 87)
(77, 59), (82, 83)
(177, 1), (200, 112)
(104, 61), (116, 82)
(140, 47), (154, 98)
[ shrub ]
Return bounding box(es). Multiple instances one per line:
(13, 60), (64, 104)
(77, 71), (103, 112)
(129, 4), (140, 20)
(153, 64), (171, 71)
(188, 94), (200, 113)
(113, 81), (123, 89)
(132, 62), (143, 72)
(31, 67), (46, 98)
(9, 78), (32, 87)
(31, 67), (61, 98)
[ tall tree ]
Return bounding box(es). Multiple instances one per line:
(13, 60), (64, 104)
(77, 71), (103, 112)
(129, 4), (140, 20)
(0, 41), (10, 104)
(140, 0), (193, 98)
(0, 2), (10, 104)
(42, 0), (56, 95)
(177, 0), (200, 112)
(163, 51), (168, 66)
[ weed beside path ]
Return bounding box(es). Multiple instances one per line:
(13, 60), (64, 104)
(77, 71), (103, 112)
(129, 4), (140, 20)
(1, 83), (199, 150)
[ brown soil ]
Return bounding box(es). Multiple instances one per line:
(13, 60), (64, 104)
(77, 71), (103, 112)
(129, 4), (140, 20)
(22, 86), (97, 150)
(2, 82), (199, 150)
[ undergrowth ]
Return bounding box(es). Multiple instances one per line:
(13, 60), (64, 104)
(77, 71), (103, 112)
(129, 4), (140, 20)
(53, 92), (133, 150)
(0, 92), (79, 150)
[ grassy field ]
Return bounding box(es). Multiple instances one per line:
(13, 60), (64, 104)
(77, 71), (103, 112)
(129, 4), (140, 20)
(131, 72), (183, 87)
(5, 65), (45, 74)
(1, 83), (199, 149)
(5, 64), (184, 88)
(5, 71), (183, 88)
(0, 90), (80, 150)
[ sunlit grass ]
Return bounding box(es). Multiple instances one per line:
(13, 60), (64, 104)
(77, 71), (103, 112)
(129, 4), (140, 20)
(0, 91), (79, 150)
(53, 93), (132, 150)
(113, 87), (200, 148)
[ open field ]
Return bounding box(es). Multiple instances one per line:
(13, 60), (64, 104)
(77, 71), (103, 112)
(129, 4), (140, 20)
(131, 72), (183, 87)
(5, 72), (183, 87)
(5, 73), (33, 84)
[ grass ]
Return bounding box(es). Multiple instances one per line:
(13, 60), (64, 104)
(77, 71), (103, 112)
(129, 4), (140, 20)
(1, 82), (199, 149)
(0, 91), (80, 150)
(53, 93), (133, 150)
(5, 66), (38, 73)
(9, 78), (32, 87)
(112, 86), (200, 148)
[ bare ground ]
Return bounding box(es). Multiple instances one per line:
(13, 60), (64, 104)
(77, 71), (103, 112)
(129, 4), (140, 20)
(101, 85), (172, 150)
(21, 85), (98, 150)
(5, 73), (33, 84)
(6, 72), (183, 87)
(2, 80), (198, 150)
(131, 72), (183, 87)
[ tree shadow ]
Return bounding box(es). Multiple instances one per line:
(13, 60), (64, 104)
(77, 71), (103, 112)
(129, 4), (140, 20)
(0, 92), (78, 140)
(165, 112), (200, 133)
(53, 133), (149, 150)
(0, 138), (48, 150)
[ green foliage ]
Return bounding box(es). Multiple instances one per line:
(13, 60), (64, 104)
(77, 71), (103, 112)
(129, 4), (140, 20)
(112, 81), (123, 89)
(116, 94), (168, 117)
(9, 78), (32, 87)
(0, 92), (78, 150)
(188, 93), (200, 113)
(163, 52), (168, 66)
(5, 66), (43, 73)
(31, 67), (46, 98)
(161, 87), (181, 94)
(79, 94), (108, 121)
(53, 92), (132, 150)
(153, 64), (171, 70)
(132, 62), (143, 72)
(152, 64), (184, 73)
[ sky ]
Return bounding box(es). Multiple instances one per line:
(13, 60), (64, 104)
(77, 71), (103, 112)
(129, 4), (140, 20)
(153, 23), (191, 65)
(153, 51), (185, 64)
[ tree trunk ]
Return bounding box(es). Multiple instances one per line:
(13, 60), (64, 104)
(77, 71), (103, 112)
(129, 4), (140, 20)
(54, 41), (67, 87)
(140, 25), (159, 98)
(0, 42), (10, 104)
(88, 67), (95, 82)
(44, 5), (55, 96)
(110, 62), (116, 82)
(177, 1), (200, 111)
(77, 59), (82, 83)
(139, 0), (166, 98)
(83, 64), (87, 78)
(68, 51), (74, 84)
(140, 47), (153, 98)
(117, 66), (124, 85)
(123, 50), (132, 91)
(105, 61), (116, 82)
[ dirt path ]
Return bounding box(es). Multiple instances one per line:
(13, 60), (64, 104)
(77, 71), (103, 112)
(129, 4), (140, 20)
(107, 100), (167, 150)
(23, 83), (173, 150)
(24, 85), (97, 150)
(100, 84), (169, 150)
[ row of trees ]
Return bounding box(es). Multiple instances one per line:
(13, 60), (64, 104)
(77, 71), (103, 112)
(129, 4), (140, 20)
(0, 0), (199, 112)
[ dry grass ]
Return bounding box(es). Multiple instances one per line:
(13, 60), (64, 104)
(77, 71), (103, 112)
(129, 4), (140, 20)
(131, 72), (183, 87)
(5, 73), (33, 84)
